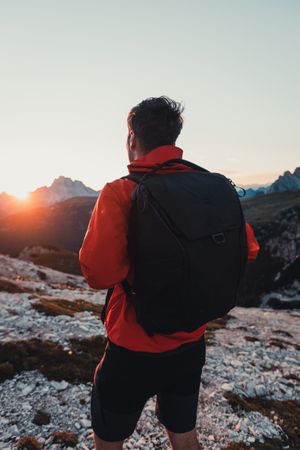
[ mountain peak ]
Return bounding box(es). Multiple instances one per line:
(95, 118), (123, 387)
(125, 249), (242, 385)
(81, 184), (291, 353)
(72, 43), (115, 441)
(51, 176), (83, 187)
(269, 167), (300, 193)
(293, 167), (300, 178)
(0, 177), (99, 220)
(36, 176), (99, 205)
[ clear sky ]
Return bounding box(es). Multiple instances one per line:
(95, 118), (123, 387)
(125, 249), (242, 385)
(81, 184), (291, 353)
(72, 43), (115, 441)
(1, 0), (299, 197)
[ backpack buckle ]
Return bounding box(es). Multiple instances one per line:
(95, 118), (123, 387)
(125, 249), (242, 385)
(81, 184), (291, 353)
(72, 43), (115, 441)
(212, 232), (226, 244)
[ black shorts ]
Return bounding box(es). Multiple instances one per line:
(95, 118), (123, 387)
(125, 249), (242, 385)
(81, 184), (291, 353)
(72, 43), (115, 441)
(91, 334), (206, 442)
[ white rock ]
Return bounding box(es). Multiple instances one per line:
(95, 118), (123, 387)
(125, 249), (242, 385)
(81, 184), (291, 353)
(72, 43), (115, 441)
(50, 380), (69, 391)
(221, 382), (234, 391)
(22, 385), (34, 396)
(80, 418), (91, 428)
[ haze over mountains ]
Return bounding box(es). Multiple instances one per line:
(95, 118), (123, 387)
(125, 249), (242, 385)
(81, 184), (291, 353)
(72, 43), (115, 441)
(243, 166), (300, 198)
(1, 166), (300, 220)
(0, 176), (99, 220)
(0, 165), (299, 308)
(30, 176), (99, 206)
(0, 177), (299, 311)
(268, 167), (300, 193)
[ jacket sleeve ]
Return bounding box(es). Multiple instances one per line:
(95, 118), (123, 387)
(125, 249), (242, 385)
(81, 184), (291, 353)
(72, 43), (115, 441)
(79, 182), (130, 289)
(245, 222), (260, 262)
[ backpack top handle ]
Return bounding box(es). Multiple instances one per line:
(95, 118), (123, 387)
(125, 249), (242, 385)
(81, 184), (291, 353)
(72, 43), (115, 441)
(137, 158), (209, 183)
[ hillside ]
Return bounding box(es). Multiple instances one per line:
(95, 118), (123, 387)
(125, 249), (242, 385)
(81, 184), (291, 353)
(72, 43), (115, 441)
(242, 166), (300, 198)
(239, 191), (300, 309)
(268, 167), (300, 193)
(0, 254), (299, 449)
(0, 177), (99, 220)
(18, 244), (82, 275)
(0, 190), (299, 310)
(0, 196), (97, 257)
(242, 191), (300, 225)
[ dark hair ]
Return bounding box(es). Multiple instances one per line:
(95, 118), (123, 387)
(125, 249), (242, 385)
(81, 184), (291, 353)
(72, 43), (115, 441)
(129, 96), (184, 153)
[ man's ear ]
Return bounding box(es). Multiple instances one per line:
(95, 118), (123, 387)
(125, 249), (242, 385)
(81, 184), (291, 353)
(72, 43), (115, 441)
(129, 131), (136, 149)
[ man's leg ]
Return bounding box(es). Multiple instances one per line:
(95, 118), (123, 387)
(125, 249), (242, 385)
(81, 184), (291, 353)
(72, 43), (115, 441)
(166, 428), (202, 450)
(91, 341), (147, 448)
(93, 432), (124, 450)
(91, 383), (144, 449)
(155, 335), (206, 450)
(155, 389), (202, 450)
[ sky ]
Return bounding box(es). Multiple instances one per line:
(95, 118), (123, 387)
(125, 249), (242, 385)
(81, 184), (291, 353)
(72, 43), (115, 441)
(0, 0), (299, 197)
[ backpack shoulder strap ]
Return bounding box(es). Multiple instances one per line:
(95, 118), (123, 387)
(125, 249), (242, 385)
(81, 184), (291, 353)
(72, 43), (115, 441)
(101, 280), (133, 324)
(163, 158), (209, 172)
(132, 158), (210, 181)
(122, 159), (209, 185)
(121, 172), (146, 184)
(101, 287), (113, 323)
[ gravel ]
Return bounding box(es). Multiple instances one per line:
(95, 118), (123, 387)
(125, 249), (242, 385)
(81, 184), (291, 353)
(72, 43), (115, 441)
(0, 254), (299, 449)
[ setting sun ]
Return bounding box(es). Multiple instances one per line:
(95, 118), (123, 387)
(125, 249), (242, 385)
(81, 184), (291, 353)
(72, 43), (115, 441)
(13, 191), (30, 201)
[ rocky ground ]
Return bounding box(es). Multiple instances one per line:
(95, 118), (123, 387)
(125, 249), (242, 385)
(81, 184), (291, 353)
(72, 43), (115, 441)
(238, 192), (300, 312)
(0, 254), (299, 449)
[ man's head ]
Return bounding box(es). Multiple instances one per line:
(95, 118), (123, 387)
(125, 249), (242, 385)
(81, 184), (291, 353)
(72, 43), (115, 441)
(126, 96), (184, 161)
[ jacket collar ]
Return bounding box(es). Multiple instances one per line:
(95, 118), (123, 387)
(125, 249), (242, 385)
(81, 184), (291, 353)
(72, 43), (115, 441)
(128, 145), (183, 172)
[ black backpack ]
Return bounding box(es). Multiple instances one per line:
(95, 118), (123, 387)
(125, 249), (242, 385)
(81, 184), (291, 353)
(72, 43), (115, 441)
(101, 159), (248, 336)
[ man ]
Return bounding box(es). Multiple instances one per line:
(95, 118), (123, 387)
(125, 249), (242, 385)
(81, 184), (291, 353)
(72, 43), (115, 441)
(79, 96), (260, 450)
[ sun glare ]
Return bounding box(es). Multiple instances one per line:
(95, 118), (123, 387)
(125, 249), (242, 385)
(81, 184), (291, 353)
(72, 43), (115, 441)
(13, 191), (30, 201)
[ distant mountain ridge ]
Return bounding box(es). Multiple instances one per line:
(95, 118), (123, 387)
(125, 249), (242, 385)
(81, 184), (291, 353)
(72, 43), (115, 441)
(239, 190), (300, 309)
(0, 176), (99, 219)
(0, 189), (299, 310)
(242, 186), (269, 198)
(268, 167), (300, 193)
(1, 166), (299, 218)
(242, 166), (300, 199)
(31, 176), (99, 207)
(0, 196), (97, 257)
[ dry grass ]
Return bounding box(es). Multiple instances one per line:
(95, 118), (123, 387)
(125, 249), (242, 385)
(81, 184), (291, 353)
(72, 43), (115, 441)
(31, 296), (102, 317)
(0, 277), (34, 294)
(222, 439), (285, 449)
(52, 431), (78, 446)
(205, 314), (235, 345)
(32, 410), (51, 426)
(223, 392), (300, 449)
(16, 436), (42, 450)
(242, 190), (300, 225)
(268, 337), (300, 351)
(244, 336), (260, 342)
(0, 336), (106, 383)
(29, 250), (82, 275)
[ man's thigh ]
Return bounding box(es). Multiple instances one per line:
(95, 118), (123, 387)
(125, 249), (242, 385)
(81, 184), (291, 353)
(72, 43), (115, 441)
(155, 369), (202, 433)
(155, 335), (206, 433)
(91, 335), (206, 441)
(91, 341), (152, 441)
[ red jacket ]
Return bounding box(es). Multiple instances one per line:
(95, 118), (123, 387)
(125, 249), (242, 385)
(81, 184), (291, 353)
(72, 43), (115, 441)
(79, 145), (260, 352)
